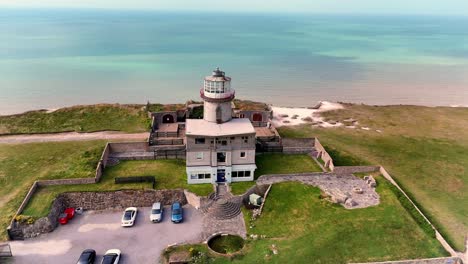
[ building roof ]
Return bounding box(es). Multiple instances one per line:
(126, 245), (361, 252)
(186, 118), (255, 137)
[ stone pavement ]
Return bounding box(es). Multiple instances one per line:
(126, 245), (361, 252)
(257, 172), (380, 209)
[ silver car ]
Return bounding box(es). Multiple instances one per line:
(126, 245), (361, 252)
(150, 202), (163, 223)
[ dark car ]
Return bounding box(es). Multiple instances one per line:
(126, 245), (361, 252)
(171, 202), (183, 223)
(76, 249), (96, 264)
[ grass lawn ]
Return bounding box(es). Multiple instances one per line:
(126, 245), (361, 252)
(0, 104), (150, 134)
(230, 154), (323, 195)
(278, 104), (468, 250)
(22, 160), (213, 218)
(0, 141), (105, 241)
(166, 179), (448, 263)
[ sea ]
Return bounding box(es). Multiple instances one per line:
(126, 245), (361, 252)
(1, 9), (468, 115)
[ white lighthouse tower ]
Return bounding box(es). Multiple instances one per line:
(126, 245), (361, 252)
(185, 68), (257, 184)
(200, 68), (235, 124)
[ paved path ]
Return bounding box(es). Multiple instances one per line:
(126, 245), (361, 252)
(257, 172), (380, 209)
(10, 206), (203, 264)
(0, 131), (148, 144)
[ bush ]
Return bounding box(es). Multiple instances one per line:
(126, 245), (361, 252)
(15, 215), (35, 225)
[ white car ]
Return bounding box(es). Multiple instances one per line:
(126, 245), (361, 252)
(150, 202), (163, 223)
(101, 249), (121, 264)
(121, 207), (137, 227)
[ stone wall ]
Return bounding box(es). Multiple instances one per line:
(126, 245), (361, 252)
(282, 138), (316, 154)
(109, 141), (149, 153)
(333, 166), (380, 175)
(8, 195), (66, 240)
(314, 138), (335, 170)
(59, 189), (187, 211)
(37, 178), (96, 186)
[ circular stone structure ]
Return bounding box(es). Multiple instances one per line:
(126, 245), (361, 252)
(207, 234), (245, 255)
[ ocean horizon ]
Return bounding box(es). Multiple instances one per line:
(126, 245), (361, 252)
(1, 8), (468, 115)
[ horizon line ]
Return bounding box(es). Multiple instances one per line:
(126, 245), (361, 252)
(1, 6), (468, 17)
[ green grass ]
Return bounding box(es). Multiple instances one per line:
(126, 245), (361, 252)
(166, 180), (448, 263)
(278, 104), (468, 250)
(0, 141), (105, 241)
(22, 160), (214, 218)
(0, 104), (150, 134)
(230, 154), (323, 195)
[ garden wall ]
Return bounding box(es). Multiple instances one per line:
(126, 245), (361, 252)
(314, 138), (335, 170)
(8, 196), (66, 240)
(59, 189), (187, 211)
(332, 166), (380, 174)
(109, 141), (149, 153)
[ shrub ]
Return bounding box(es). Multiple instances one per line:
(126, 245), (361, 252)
(15, 215), (35, 225)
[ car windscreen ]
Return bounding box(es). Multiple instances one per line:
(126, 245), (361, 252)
(102, 254), (117, 264)
(152, 209), (161, 214)
(78, 252), (92, 261)
(172, 209), (181, 215)
(124, 211), (133, 220)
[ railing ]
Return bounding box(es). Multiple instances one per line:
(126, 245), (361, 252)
(200, 88), (235, 101)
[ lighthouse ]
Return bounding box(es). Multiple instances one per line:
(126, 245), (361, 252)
(200, 67), (235, 124)
(185, 68), (256, 184)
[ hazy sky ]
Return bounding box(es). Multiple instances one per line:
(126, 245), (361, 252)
(1, 0), (468, 15)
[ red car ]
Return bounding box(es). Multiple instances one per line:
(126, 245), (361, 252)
(59, 213), (69, 225)
(64, 208), (75, 219)
(59, 208), (76, 225)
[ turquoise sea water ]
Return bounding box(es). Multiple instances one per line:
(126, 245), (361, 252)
(1, 9), (468, 114)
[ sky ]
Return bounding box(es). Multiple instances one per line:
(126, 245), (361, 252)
(1, 0), (468, 15)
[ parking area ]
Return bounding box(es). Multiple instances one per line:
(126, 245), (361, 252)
(9, 205), (203, 264)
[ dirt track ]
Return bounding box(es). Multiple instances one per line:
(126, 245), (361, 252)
(0, 131), (148, 144)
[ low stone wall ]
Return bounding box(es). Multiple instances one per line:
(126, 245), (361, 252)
(314, 138), (335, 170)
(109, 141), (149, 153)
(37, 178), (96, 186)
(333, 166), (380, 175)
(59, 189), (187, 211)
(8, 196), (66, 240)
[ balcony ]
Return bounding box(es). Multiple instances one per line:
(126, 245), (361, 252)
(200, 88), (235, 103)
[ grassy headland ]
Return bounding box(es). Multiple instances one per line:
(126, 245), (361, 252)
(0, 104), (150, 135)
(278, 104), (468, 250)
(0, 141), (105, 241)
(165, 179), (448, 263)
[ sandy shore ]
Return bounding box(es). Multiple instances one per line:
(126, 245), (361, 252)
(271, 101), (344, 127)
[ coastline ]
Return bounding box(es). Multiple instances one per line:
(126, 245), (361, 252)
(1, 101), (468, 117)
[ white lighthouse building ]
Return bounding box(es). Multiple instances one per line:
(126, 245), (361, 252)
(185, 68), (257, 184)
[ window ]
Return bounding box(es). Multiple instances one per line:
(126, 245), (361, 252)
(240, 152), (246, 158)
(230, 137), (235, 140)
(191, 173), (211, 179)
(239, 113), (245, 118)
(196, 152), (203, 160)
(198, 173), (211, 179)
(221, 140), (227, 146)
(232, 170), (252, 178)
(242, 136), (249, 143)
(195, 138), (205, 144)
(217, 152), (226, 163)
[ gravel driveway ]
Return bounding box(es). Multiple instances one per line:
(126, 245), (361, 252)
(9, 205), (203, 264)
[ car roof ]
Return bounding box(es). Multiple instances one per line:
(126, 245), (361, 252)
(172, 202), (181, 209)
(152, 202), (161, 209)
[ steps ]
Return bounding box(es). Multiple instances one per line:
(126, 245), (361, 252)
(200, 183), (242, 220)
